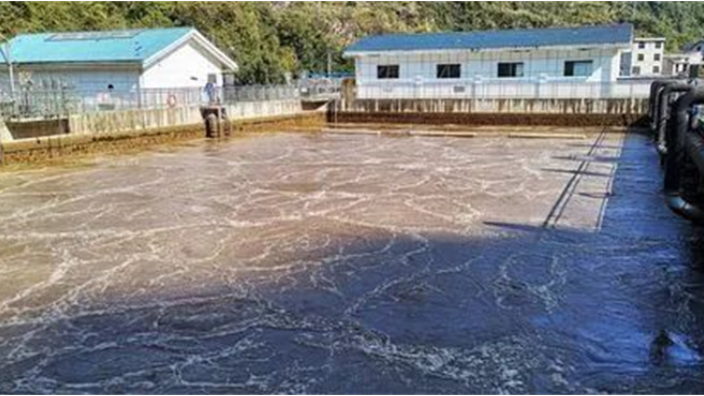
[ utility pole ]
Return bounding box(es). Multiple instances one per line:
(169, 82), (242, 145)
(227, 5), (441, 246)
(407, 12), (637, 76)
(0, 34), (15, 99)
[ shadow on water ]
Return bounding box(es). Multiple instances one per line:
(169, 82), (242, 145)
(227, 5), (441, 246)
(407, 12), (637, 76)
(3, 133), (704, 394)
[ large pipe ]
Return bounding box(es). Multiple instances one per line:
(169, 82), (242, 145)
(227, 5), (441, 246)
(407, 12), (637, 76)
(665, 194), (704, 223)
(649, 79), (679, 131)
(664, 86), (704, 223)
(686, 130), (704, 176)
(656, 82), (693, 154)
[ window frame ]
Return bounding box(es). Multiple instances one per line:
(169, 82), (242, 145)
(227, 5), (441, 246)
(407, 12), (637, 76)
(497, 62), (525, 78)
(564, 60), (594, 77)
(654, 53), (661, 62)
(377, 65), (400, 79)
(436, 63), (461, 79)
(653, 65), (660, 74)
(637, 53), (645, 62)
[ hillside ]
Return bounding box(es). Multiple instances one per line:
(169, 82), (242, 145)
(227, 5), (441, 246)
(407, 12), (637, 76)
(1, 1), (703, 84)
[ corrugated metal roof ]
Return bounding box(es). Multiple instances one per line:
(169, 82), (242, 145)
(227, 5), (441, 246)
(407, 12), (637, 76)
(345, 24), (633, 54)
(3, 27), (194, 64)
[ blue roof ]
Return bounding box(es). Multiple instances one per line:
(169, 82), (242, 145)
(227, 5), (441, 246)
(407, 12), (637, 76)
(345, 24), (633, 53)
(3, 27), (194, 64)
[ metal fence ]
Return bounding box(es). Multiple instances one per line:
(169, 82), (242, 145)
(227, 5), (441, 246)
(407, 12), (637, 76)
(354, 79), (654, 100)
(298, 77), (342, 101)
(0, 84), (301, 120)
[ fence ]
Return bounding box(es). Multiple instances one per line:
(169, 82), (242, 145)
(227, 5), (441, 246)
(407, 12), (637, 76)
(298, 77), (343, 101)
(353, 79), (654, 100)
(0, 84), (300, 120)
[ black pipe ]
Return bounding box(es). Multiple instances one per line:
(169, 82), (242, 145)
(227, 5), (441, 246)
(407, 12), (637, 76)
(665, 194), (704, 223)
(657, 82), (692, 154)
(686, 130), (704, 176)
(649, 79), (679, 131)
(664, 87), (704, 223)
(649, 80), (666, 126)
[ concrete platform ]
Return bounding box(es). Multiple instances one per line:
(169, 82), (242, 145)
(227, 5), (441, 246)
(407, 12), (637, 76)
(0, 131), (701, 393)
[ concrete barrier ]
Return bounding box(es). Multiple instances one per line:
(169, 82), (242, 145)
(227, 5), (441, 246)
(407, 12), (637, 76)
(0, 120), (11, 142)
(5, 118), (70, 139)
(0, 111), (325, 166)
(338, 98), (648, 115)
(68, 99), (303, 136)
(329, 111), (645, 128)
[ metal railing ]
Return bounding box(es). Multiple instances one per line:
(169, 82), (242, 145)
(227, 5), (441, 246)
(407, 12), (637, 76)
(0, 84), (302, 120)
(353, 79), (655, 100)
(298, 78), (342, 101)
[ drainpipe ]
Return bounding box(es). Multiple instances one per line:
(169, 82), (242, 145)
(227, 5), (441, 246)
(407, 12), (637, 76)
(664, 86), (704, 223)
(656, 81), (692, 155)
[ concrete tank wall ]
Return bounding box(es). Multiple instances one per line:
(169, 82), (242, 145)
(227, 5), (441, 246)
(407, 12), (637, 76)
(337, 97), (647, 115)
(68, 99), (303, 136)
(0, 120), (12, 142)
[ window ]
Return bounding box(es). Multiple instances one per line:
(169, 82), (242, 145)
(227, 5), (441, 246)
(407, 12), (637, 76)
(638, 42), (645, 49)
(377, 65), (399, 79)
(655, 42), (662, 49)
(632, 66), (641, 76)
(437, 64), (461, 79)
(653, 65), (660, 74)
(207, 73), (217, 84)
(564, 60), (593, 77)
(497, 62), (524, 78)
(654, 53), (661, 61)
(637, 53), (645, 61)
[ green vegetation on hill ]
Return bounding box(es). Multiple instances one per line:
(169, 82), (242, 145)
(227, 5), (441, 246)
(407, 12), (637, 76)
(1, 2), (704, 84)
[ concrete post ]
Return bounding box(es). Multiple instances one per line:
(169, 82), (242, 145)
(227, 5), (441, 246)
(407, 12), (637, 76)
(0, 119), (10, 142)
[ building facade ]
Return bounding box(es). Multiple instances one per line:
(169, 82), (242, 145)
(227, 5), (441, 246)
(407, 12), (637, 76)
(344, 24), (644, 100)
(0, 28), (237, 109)
(629, 37), (665, 76)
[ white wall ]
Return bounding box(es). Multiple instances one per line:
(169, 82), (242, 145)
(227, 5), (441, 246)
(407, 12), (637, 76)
(630, 39), (665, 76)
(141, 41), (223, 89)
(2, 67), (140, 92)
(0, 67), (142, 112)
(355, 47), (621, 83)
(353, 47), (627, 99)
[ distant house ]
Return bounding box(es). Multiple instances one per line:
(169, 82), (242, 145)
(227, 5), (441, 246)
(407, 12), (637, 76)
(343, 24), (635, 99)
(627, 37), (665, 76)
(0, 27), (237, 95)
(662, 39), (704, 78)
(662, 53), (695, 78)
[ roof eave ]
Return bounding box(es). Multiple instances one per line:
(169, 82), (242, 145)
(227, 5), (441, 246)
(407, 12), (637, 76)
(344, 42), (630, 58)
(8, 60), (143, 68)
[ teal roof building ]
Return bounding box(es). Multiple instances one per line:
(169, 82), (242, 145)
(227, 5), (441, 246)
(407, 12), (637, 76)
(2, 27), (236, 69)
(0, 27), (237, 94)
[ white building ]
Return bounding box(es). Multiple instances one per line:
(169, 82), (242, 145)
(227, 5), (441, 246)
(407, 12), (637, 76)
(629, 37), (665, 76)
(0, 27), (237, 109)
(343, 24), (646, 100)
(663, 54), (695, 77)
(661, 40), (704, 78)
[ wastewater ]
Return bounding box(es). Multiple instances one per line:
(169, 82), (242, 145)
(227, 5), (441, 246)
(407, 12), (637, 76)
(0, 131), (703, 393)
